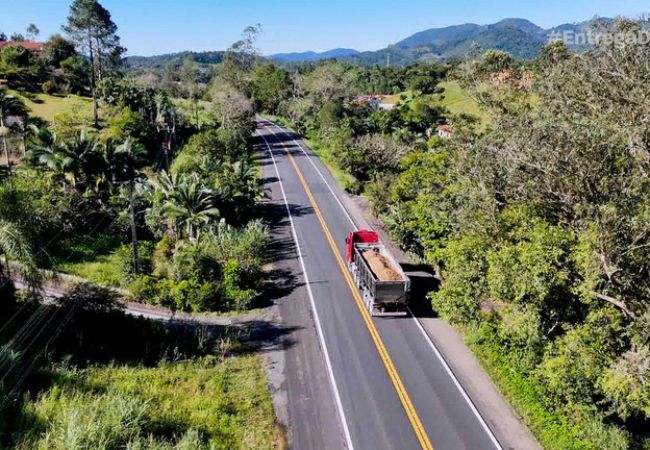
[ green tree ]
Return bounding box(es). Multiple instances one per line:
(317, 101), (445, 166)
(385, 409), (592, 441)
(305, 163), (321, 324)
(179, 57), (205, 129)
(42, 34), (78, 68)
(0, 88), (26, 169)
(64, 0), (124, 126)
(106, 139), (147, 273)
(60, 55), (91, 94)
(251, 62), (292, 113)
(26, 24), (40, 41)
(156, 173), (220, 243)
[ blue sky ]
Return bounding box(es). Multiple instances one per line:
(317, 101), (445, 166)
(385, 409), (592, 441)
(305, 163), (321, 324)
(1, 0), (648, 56)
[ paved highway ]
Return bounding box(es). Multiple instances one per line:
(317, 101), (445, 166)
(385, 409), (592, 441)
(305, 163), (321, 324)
(256, 118), (503, 450)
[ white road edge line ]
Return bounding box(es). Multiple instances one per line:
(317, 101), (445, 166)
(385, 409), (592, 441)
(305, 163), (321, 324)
(264, 118), (504, 450)
(406, 305), (503, 450)
(258, 127), (355, 450)
(265, 124), (358, 230)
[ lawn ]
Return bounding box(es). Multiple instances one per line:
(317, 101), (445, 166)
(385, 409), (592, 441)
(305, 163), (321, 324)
(9, 90), (93, 123)
(436, 81), (488, 123)
(14, 356), (279, 450)
(52, 234), (125, 288)
(375, 83), (489, 126)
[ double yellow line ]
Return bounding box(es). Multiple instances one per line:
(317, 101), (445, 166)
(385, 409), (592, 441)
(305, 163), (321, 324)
(277, 139), (434, 450)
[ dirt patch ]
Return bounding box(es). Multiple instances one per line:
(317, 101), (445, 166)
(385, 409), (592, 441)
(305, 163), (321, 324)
(363, 250), (402, 281)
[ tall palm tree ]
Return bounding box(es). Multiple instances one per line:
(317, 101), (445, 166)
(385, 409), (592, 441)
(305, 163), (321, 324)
(105, 139), (147, 273)
(159, 173), (220, 243)
(154, 92), (178, 171)
(0, 88), (26, 170)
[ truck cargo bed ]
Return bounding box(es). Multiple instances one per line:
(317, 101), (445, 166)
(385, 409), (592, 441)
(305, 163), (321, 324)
(350, 243), (410, 316)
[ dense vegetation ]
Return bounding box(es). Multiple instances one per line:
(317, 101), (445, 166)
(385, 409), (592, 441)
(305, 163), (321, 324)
(0, 285), (277, 449)
(1, 3), (282, 449)
(259, 18), (650, 450)
(1, 2), (269, 314)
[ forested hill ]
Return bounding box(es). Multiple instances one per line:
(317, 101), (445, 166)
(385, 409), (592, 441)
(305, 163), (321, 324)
(342, 18), (608, 64)
(270, 18), (610, 66)
(123, 50), (226, 70)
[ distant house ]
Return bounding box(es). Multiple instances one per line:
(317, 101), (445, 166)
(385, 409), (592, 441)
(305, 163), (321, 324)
(437, 124), (454, 139)
(489, 70), (514, 86)
(0, 41), (45, 54)
(353, 94), (395, 110)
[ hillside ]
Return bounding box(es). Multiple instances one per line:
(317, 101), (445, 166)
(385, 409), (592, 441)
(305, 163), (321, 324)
(123, 50), (225, 70)
(270, 48), (360, 63)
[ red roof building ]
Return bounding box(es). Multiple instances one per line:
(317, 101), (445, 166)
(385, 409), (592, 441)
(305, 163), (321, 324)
(437, 124), (454, 138)
(0, 41), (45, 54)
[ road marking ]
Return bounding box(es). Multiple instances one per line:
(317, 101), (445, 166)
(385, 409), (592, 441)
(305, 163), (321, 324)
(263, 119), (504, 450)
(258, 129), (355, 450)
(265, 122), (358, 230)
(268, 131), (434, 450)
(407, 308), (503, 450)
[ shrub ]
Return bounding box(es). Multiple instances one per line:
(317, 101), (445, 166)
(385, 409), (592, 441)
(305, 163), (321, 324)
(221, 259), (256, 311)
(115, 241), (154, 283)
(22, 391), (148, 450)
(42, 80), (57, 95)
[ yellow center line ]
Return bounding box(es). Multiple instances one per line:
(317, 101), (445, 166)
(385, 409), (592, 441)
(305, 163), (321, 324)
(278, 140), (434, 450)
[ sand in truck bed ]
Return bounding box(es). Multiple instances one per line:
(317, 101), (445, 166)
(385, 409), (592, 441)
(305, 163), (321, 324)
(362, 250), (403, 281)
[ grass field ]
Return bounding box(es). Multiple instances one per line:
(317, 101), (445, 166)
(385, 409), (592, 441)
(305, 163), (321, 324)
(9, 90), (93, 123)
(436, 81), (489, 124)
(376, 82), (488, 126)
(14, 356), (279, 450)
(53, 234), (125, 288)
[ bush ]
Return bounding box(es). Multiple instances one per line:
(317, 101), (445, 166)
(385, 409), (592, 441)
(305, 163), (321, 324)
(221, 259), (256, 311)
(128, 276), (220, 313)
(467, 322), (628, 450)
(41, 80), (57, 95)
(15, 357), (276, 450)
(115, 241), (155, 283)
(22, 391), (148, 450)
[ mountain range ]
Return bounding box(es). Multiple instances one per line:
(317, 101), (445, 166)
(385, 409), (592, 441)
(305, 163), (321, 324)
(124, 17), (607, 70)
(269, 18), (605, 65)
(268, 48), (360, 63)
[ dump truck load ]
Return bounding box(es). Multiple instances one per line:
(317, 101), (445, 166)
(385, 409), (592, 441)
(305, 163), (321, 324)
(346, 229), (411, 317)
(363, 250), (402, 281)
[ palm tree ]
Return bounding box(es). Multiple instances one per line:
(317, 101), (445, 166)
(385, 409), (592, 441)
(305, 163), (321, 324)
(0, 88), (26, 170)
(105, 139), (147, 273)
(158, 173), (220, 243)
(154, 92), (178, 170)
(29, 131), (101, 190)
(212, 159), (260, 224)
(0, 220), (39, 291)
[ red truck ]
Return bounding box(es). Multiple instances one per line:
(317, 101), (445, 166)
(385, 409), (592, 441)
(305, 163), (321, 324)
(346, 230), (410, 317)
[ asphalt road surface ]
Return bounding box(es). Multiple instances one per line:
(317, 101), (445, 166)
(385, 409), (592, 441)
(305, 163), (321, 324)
(256, 118), (503, 450)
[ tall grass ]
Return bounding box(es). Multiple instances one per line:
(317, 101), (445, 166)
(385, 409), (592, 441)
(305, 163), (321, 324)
(16, 356), (277, 450)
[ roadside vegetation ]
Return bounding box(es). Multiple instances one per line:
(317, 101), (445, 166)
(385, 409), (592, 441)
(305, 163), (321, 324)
(0, 4), (280, 449)
(0, 285), (277, 450)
